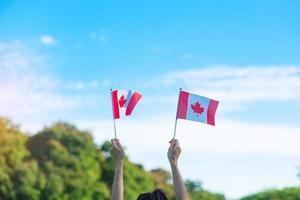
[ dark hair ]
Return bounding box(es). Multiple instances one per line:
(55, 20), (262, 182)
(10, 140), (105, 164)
(137, 189), (168, 200)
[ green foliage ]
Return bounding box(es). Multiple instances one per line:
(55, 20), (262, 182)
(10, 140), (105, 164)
(123, 159), (156, 199)
(2, 117), (300, 200)
(100, 141), (156, 199)
(150, 168), (175, 199)
(185, 179), (226, 200)
(0, 118), (43, 200)
(27, 122), (110, 200)
(186, 179), (203, 192)
(240, 187), (300, 200)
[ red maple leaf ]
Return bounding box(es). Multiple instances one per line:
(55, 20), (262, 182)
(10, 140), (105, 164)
(119, 95), (126, 108)
(191, 101), (204, 116)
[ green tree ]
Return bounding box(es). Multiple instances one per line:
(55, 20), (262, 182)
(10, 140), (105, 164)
(0, 119), (229, 200)
(240, 187), (300, 200)
(150, 168), (175, 199)
(185, 179), (225, 200)
(27, 122), (110, 200)
(0, 118), (43, 200)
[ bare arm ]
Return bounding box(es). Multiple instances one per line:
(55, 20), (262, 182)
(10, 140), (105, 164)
(168, 139), (189, 200)
(111, 139), (125, 200)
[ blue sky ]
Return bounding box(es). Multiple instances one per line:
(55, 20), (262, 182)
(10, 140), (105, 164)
(1, 0), (300, 198)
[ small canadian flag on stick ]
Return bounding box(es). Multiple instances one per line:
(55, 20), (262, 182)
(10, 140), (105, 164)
(110, 89), (142, 138)
(111, 89), (142, 119)
(177, 90), (219, 125)
(173, 88), (219, 138)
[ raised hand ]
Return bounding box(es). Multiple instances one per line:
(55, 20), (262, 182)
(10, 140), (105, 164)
(111, 138), (124, 200)
(111, 138), (125, 164)
(168, 139), (181, 165)
(168, 139), (189, 200)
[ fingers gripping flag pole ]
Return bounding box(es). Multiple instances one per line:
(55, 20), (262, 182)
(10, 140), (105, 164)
(173, 88), (182, 139)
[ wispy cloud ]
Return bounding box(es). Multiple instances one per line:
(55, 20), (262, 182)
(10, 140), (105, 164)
(77, 117), (300, 157)
(181, 53), (192, 60)
(65, 80), (99, 90)
(102, 79), (111, 87)
(40, 35), (57, 45)
(88, 31), (109, 44)
(0, 41), (102, 122)
(150, 46), (172, 55)
(145, 66), (300, 110)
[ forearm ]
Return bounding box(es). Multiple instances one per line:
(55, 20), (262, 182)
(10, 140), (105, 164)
(170, 163), (189, 200)
(111, 161), (124, 200)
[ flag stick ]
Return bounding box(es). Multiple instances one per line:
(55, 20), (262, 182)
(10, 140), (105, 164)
(173, 88), (182, 139)
(110, 89), (117, 138)
(173, 118), (178, 139)
(113, 117), (117, 139)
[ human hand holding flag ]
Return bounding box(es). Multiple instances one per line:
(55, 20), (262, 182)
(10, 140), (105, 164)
(111, 138), (125, 163)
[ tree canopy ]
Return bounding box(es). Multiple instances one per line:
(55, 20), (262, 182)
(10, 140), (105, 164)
(0, 118), (42, 200)
(240, 187), (300, 200)
(0, 117), (299, 200)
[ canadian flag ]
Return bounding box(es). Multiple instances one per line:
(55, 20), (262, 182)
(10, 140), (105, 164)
(111, 89), (142, 119)
(177, 90), (219, 126)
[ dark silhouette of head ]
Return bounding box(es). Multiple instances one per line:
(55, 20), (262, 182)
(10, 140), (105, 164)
(137, 189), (168, 200)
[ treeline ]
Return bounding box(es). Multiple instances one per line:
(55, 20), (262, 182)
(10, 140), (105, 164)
(240, 188), (300, 200)
(0, 118), (224, 200)
(0, 117), (299, 200)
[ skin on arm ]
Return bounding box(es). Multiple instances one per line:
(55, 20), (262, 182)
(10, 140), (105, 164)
(111, 138), (125, 200)
(168, 139), (189, 200)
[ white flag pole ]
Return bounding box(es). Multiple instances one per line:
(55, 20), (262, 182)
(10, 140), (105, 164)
(110, 89), (117, 139)
(173, 88), (182, 139)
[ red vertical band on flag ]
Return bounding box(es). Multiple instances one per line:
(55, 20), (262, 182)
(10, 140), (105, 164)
(125, 92), (142, 116)
(177, 91), (189, 119)
(207, 99), (219, 126)
(112, 90), (120, 119)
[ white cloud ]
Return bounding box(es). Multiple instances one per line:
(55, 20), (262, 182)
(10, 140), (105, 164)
(65, 80), (99, 90)
(150, 46), (172, 55)
(145, 66), (300, 110)
(88, 31), (109, 44)
(40, 35), (56, 45)
(88, 32), (97, 39)
(181, 53), (192, 60)
(0, 41), (73, 118)
(76, 116), (300, 159)
(99, 35), (109, 43)
(0, 41), (103, 122)
(102, 79), (111, 87)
